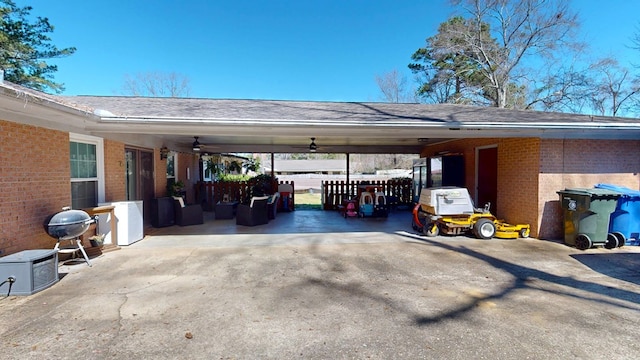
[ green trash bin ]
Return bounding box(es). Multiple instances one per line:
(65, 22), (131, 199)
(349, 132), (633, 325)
(557, 188), (621, 250)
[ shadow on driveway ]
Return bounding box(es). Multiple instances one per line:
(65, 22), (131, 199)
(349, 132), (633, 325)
(570, 252), (640, 286)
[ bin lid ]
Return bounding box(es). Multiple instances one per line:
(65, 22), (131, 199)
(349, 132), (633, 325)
(595, 183), (640, 198)
(557, 188), (621, 198)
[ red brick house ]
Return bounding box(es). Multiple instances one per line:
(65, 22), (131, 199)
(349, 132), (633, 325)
(1, 80), (639, 255)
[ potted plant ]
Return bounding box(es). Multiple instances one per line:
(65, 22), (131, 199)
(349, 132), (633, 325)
(228, 160), (242, 174)
(168, 180), (185, 197)
(88, 233), (105, 248)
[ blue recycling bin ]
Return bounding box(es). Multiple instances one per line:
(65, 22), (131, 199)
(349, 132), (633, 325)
(595, 184), (640, 246)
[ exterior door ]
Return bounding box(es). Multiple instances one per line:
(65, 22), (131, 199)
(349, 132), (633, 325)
(476, 146), (498, 212)
(125, 148), (155, 223)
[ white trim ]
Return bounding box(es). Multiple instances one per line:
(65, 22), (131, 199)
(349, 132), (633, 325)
(69, 133), (105, 203)
(474, 144), (498, 206)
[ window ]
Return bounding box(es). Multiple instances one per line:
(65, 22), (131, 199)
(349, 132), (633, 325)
(166, 152), (176, 188)
(70, 134), (105, 209)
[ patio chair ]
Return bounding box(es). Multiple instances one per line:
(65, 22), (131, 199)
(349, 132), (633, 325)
(267, 192), (280, 220)
(173, 197), (204, 226)
(236, 196), (269, 226)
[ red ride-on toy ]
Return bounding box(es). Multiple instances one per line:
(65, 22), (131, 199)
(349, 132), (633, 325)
(342, 199), (358, 218)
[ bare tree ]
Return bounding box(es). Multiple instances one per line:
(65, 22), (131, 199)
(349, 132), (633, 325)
(586, 58), (640, 117)
(438, 0), (580, 108)
(375, 69), (418, 103)
(121, 71), (191, 97)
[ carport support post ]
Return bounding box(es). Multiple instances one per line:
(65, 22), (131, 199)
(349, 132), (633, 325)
(346, 153), (350, 196)
(270, 153), (275, 178)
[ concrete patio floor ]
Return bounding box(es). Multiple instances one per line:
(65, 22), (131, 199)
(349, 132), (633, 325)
(1, 209), (640, 359)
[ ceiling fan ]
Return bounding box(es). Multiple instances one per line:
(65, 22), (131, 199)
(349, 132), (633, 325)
(192, 136), (202, 151)
(309, 137), (318, 152)
(191, 136), (222, 152)
(287, 137), (322, 153)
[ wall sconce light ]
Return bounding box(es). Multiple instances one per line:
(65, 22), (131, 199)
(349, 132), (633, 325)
(160, 146), (170, 160)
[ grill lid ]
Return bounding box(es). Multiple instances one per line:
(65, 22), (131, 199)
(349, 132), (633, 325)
(45, 207), (95, 240)
(47, 207), (91, 226)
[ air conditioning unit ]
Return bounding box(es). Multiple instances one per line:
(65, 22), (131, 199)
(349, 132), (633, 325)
(0, 250), (59, 296)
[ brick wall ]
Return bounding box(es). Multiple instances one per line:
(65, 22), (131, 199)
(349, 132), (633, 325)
(0, 120), (70, 255)
(156, 148), (168, 198)
(538, 139), (640, 240)
(104, 139), (126, 201)
(176, 152), (201, 203)
(498, 138), (540, 236)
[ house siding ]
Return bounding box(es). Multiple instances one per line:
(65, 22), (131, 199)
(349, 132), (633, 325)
(0, 120), (70, 255)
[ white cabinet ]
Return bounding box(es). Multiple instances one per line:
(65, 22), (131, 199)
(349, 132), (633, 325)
(98, 201), (144, 246)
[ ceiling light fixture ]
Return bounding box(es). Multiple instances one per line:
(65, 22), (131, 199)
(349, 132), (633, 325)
(192, 136), (201, 152)
(309, 137), (318, 152)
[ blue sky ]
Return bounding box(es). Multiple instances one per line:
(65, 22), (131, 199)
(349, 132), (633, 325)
(18, 0), (640, 102)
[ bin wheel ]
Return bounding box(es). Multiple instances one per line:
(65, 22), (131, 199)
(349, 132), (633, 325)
(519, 228), (530, 239)
(605, 233), (619, 249)
(575, 234), (592, 250)
(424, 223), (439, 237)
(474, 218), (496, 239)
(612, 232), (626, 247)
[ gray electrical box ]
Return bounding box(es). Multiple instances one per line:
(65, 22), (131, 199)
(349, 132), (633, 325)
(0, 249), (59, 296)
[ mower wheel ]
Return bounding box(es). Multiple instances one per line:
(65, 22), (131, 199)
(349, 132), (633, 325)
(424, 223), (439, 237)
(474, 218), (496, 239)
(519, 227), (530, 239)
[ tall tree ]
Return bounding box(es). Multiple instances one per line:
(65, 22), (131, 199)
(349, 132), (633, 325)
(409, 16), (494, 105)
(122, 71), (191, 97)
(0, 0), (75, 93)
(412, 0), (580, 109)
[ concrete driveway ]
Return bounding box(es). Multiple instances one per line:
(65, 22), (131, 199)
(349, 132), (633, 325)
(1, 210), (639, 359)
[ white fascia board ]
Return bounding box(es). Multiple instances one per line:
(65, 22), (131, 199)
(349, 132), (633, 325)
(92, 115), (640, 130)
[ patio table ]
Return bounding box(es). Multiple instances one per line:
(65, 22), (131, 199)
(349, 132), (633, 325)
(215, 201), (238, 219)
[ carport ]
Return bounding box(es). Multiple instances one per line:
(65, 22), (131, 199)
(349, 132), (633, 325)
(2, 80), (640, 243)
(64, 96), (640, 239)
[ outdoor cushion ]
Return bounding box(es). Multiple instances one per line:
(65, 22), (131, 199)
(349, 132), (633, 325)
(173, 196), (185, 208)
(250, 196), (270, 208)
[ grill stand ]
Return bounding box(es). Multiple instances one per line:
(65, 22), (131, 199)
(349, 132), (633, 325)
(54, 237), (92, 267)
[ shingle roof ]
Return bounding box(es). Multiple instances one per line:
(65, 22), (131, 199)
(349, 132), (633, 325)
(3, 79), (640, 154)
(62, 96), (638, 125)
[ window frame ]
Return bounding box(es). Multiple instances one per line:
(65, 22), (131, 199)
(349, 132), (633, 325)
(69, 133), (105, 205)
